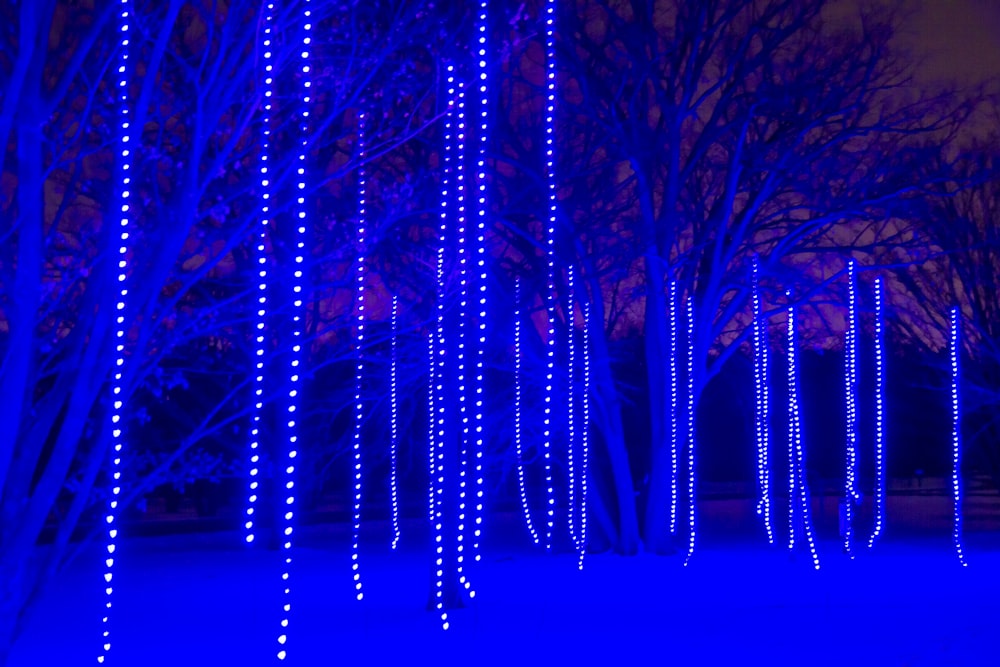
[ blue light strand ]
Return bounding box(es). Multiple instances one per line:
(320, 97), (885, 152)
(389, 295), (401, 550)
(471, 0), (490, 566)
(567, 265), (577, 548)
(246, 0), (275, 548)
(787, 295), (821, 569)
(868, 278), (885, 548)
(542, 0), (557, 551)
(787, 295), (796, 552)
(794, 405), (822, 571)
(432, 67), (457, 631)
(683, 297), (696, 566)
(752, 256), (775, 544)
(427, 327), (436, 524)
(431, 71), (456, 529)
(844, 260), (858, 558)
(800, 413), (819, 566)
(349, 111), (367, 606)
(454, 88), (475, 598)
(99, 3), (131, 661)
(751, 259), (774, 544)
(950, 307), (968, 567)
(277, 5), (313, 657)
(669, 280), (679, 535)
(513, 276), (540, 544)
(578, 299), (591, 570)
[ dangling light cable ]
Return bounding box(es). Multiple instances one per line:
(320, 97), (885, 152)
(431, 70), (456, 529)
(541, 0), (558, 551)
(578, 298), (592, 570)
(669, 281), (679, 535)
(795, 399), (822, 571)
(99, 4), (131, 661)
(514, 276), (539, 544)
(868, 278), (885, 548)
(432, 67), (457, 630)
(567, 265), (577, 547)
(246, 0), (276, 548)
(389, 295), (401, 549)
(471, 0), (490, 566)
(751, 258), (773, 544)
(787, 295), (797, 553)
(348, 111), (367, 606)
(427, 328), (436, 524)
(950, 307), (968, 567)
(277, 5), (313, 658)
(844, 260), (858, 558)
(683, 297), (696, 566)
(454, 88), (475, 598)
(788, 294), (820, 569)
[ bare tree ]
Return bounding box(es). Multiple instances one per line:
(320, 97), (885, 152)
(555, 0), (977, 552)
(893, 142), (1000, 487)
(0, 0), (444, 655)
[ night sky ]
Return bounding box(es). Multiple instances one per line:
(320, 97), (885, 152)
(905, 0), (1000, 86)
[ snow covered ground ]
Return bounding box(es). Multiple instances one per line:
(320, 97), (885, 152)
(10, 497), (1000, 666)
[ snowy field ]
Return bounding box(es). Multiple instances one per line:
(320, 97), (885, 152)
(10, 495), (1000, 666)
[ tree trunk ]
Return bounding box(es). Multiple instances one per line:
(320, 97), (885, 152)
(641, 251), (672, 553)
(0, 557), (29, 663)
(587, 305), (640, 554)
(0, 49), (44, 524)
(0, 74), (46, 665)
(631, 150), (677, 553)
(645, 288), (709, 557)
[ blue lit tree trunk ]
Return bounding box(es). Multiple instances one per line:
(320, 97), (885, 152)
(585, 290), (642, 555)
(0, 41), (46, 659)
(644, 289), (706, 556)
(0, 6), (122, 654)
(0, 4), (42, 525)
(639, 170), (678, 554)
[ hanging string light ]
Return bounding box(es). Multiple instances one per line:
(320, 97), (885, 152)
(787, 294), (821, 569)
(794, 410), (822, 570)
(578, 298), (592, 569)
(751, 259), (774, 544)
(683, 297), (696, 566)
(868, 278), (885, 548)
(787, 295), (797, 553)
(427, 328), (436, 524)
(951, 307), (968, 567)
(432, 66), (458, 631)
(844, 260), (858, 558)
(246, 0), (276, 548)
(277, 4), (314, 658)
(471, 0), (490, 565)
(348, 111), (367, 608)
(541, 0), (558, 551)
(99, 3), (132, 662)
(514, 277), (539, 544)
(389, 295), (401, 550)
(567, 265), (577, 547)
(454, 88), (475, 598)
(431, 69), (456, 528)
(669, 281), (679, 535)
